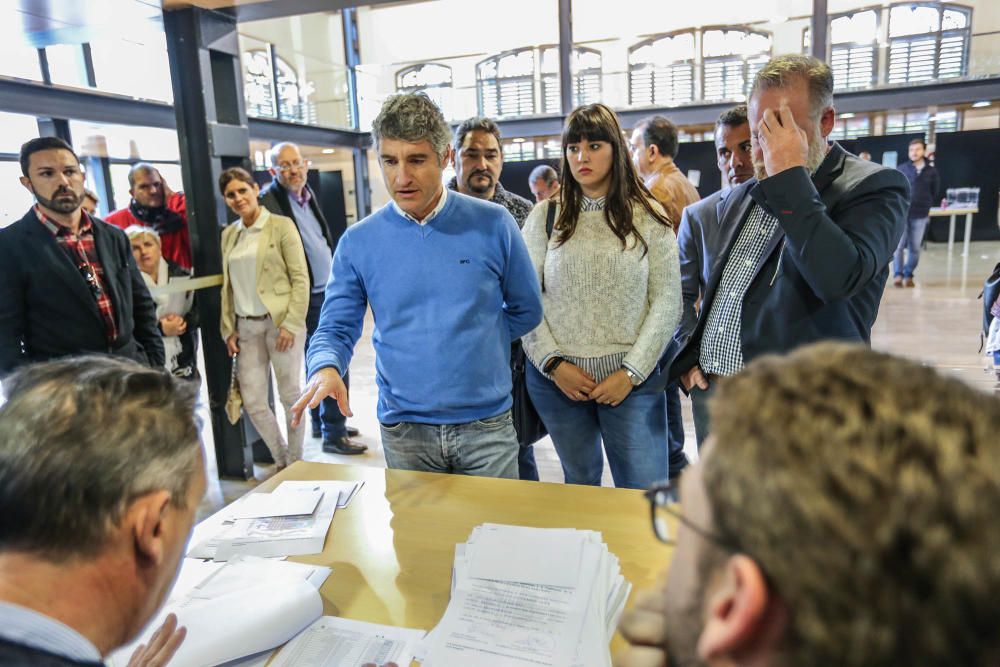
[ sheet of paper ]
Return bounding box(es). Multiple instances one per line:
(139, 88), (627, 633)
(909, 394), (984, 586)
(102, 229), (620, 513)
(230, 489), (323, 519)
(465, 524), (583, 588)
(270, 616), (425, 667)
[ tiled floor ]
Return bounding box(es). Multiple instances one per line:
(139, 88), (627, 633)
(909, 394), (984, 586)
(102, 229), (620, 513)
(198, 240), (1000, 518)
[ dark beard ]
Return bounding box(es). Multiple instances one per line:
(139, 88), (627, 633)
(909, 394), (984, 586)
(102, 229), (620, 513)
(465, 172), (494, 196)
(35, 188), (82, 214)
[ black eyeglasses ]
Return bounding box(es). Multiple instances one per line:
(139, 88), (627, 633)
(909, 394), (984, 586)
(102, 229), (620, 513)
(643, 479), (730, 548)
(78, 263), (103, 301)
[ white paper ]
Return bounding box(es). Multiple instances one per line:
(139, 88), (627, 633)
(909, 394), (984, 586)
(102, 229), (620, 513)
(230, 489), (323, 519)
(270, 616), (425, 667)
(465, 524), (582, 588)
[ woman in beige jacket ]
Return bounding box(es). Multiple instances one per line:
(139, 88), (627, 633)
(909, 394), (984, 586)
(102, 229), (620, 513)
(219, 167), (309, 470)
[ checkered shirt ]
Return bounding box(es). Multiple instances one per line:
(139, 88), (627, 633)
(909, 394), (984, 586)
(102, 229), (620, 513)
(35, 206), (118, 343)
(698, 203), (778, 376)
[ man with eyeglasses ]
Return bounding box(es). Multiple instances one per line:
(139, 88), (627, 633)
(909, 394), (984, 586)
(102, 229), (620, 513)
(0, 137), (163, 375)
(617, 342), (1000, 667)
(259, 142), (364, 456)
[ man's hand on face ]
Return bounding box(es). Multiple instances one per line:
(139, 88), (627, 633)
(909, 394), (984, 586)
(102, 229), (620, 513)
(756, 99), (809, 177)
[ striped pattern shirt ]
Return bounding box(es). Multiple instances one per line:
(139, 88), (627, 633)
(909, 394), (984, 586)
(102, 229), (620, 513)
(698, 203), (778, 376)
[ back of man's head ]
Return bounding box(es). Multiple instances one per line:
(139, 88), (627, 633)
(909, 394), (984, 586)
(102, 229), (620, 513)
(529, 164), (558, 186)
(705, 342), (1000, 665)
(0, 356), (202, 560)
(638, 116), (680, 160)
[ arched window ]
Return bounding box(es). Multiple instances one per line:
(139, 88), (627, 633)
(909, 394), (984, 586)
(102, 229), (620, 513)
(540, 46), (603, 114)
(701, 28), (772, 101)
(888, 2), (971, 84)
(396, 63), (453, 117)
(628, 32), (696, 107)
(245, 49), (277, 119)
(477, 48), (537, 118)
(829, 9), (879, 90)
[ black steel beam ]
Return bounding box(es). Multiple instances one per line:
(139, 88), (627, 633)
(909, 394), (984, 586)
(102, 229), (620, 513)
(165, 6), (253, 480)
(811, 0), (829, 62)
(835, 78), (1000, 113)
(247, 117), (369, 149)
(558, 0), (573, 115)
(0, 77), (176, 129)
(231, 0), (408, 23)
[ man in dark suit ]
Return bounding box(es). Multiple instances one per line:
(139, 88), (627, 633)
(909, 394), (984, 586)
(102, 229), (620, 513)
(670, 55), (909, 446)
(676, 104), (754, 344)
(0, 137), (163, 376)
(259, 141), (364, 456)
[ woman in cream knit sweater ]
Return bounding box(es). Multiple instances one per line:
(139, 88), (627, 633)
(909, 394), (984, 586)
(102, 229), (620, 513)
(521, 104), (681, 489)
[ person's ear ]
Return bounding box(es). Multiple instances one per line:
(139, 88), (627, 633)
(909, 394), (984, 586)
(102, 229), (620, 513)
(19, 176), (33, 193)
(697, 555), (784, 662)
(129, 490), (173, 566)
(268, 166), (279, 179)
(443, 145), (454, 169)
(820, 106), (836, 139)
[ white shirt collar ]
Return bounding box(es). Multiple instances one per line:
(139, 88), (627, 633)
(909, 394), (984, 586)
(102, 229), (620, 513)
(391, 187), (448, 225)
(241, 206), (270, 232)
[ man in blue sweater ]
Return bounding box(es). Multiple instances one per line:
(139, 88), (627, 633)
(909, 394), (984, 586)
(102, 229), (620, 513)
(291, 93), (543, 478)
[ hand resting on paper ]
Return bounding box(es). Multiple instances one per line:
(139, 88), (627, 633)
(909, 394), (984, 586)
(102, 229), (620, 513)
(126, 614), (186, 667)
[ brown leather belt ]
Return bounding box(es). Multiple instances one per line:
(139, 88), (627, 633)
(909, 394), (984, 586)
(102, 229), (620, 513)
(238, 314), (270, 321)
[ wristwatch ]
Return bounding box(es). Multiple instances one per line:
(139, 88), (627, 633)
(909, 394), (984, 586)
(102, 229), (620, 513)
(623, 367), (642, 386)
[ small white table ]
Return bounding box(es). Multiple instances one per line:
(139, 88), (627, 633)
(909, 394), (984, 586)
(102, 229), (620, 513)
(929, 207), (978, 257)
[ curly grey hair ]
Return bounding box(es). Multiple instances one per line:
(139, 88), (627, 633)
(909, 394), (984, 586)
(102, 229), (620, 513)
(371, 93), (452, 160)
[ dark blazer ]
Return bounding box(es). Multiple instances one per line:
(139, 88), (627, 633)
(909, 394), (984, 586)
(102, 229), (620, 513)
(259, 179), (344, 291)
(0, 209), (164, 375)
(670, 142), (910, 380)
(675, 187), (732, 344)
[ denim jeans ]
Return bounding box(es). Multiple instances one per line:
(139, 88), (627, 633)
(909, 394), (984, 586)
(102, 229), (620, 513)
(665, 380), (687, 477)
(379, 410), (519, 478)
(690, 379), (718, 450)
(305, 291), (348, 439)
(518, 444), (539, 481)
(892, 216), (930, 278)
(526, 364), (668, 489)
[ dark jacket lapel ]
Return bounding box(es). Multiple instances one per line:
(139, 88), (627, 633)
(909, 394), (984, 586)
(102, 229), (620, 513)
(25, 213), (105, 326)
(91, 220), (125, 328)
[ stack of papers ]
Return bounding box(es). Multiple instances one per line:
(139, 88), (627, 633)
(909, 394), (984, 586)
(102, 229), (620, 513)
(108, 556), (331, 667)
(269, 617), (426, 666)
(418, 524), (631, 667)
(188, 480), (363, 561)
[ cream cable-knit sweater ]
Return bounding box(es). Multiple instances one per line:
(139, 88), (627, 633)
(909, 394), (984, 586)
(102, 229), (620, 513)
(521, 200), (681, 382)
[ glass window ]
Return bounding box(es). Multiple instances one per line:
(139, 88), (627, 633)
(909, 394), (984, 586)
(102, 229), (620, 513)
(0, 162), (37, 228)
(45, 43), (89, 88)
(538, 46), (603, 114)
(69, 121), (180, 162)
(628, 32), (696, 107)
(829, 10), (879, 90)
(886, 110), (930, 135)
(702, 29), (772, 101)
(477, 49), (537, 118)
(396, 63), (455, 119)
(89, 32), (173, 102)
(888, 3), (971, 84)
(502, 140), (535, 162)
(0, 42), (42, 81)
(829, 115), (871, 140)
(109, 161), (182, 210)
(0, 112), (44, 153)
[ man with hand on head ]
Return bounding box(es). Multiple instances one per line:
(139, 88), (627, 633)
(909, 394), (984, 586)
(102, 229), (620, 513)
(669, 54), (908, 446)
(292, 93), (542, 479)
(0, 356), (204, 667)
(617, 342), (1000, 667)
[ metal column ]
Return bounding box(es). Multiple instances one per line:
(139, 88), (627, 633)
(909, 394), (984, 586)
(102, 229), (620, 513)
(558, 0), (574, 115)
(342, 8), (371, 220)
(810, 0), (829, 62)
(164, 7), (254, 479)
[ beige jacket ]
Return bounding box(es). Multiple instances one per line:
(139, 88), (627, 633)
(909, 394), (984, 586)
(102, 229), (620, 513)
(645, 160), (701, 232)
(220, 208), (309, 340)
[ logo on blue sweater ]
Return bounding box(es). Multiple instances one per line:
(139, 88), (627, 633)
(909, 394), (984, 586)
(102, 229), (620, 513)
(459, 259), (471, 264)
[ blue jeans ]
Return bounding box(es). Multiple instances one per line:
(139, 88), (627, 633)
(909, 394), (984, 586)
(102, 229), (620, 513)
(379, 410), (519, 478)
(892, 216), (930, 278)
(526, 364), (668, 489)
(306, 291), (348, 440)
(690, 379), (718, 450)
(518, 444), (539, 481)
(665, 380), (687, 477)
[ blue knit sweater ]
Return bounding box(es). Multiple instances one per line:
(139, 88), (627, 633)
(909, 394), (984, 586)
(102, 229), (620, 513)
(307, 192), (543, 424)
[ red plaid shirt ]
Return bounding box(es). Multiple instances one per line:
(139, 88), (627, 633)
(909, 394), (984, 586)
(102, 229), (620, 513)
(35, 206), (118, 343)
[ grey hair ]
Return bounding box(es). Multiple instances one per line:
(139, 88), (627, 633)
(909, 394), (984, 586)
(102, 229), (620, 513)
(124, 224), (160, 245)
(529, 164), (558, 185)
(453, 116), (503, 154)
(750, 54), (834, 121)
(127, 162), (160, 188)
(371, 93), (452, 160)
(0, 356), (203, 559)
(268, 141), (301, 167)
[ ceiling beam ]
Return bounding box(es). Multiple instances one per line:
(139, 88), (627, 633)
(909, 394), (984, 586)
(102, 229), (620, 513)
(223, 0), (413, 23)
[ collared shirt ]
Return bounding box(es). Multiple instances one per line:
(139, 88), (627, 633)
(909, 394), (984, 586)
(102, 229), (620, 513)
(229, 208), (271, 317)
(446, 178), (534, 227)
(698, 203), (779, 376)
(0, 601), (102, 664)
(35, 206), (118, 343)
(287, 188), (332, 294)
(581, 195), (606, 212)
(391, 186), (448, 225)
(289, 185), (311, 208)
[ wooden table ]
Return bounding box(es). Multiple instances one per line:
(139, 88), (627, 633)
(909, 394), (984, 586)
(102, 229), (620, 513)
(248, 462), (669, 657)
(929, 206), (978, 257)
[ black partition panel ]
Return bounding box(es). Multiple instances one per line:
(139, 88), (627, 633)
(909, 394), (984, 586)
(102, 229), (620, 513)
(499, 159), (558, 203)
(930, 129), (1000, 242)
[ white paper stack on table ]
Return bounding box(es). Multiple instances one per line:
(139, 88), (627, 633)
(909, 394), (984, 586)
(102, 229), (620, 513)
(187, 480), (364, 561)
(417, 524), (631, 667)
(107, 555), (332, 667)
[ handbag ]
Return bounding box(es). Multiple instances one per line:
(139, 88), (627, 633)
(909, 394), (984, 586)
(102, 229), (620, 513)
(225, 353), (243, 425)
(511, 341), (547, 447)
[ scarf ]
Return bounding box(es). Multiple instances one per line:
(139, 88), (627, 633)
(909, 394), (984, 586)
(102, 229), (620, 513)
(141, 258), (192, 375)
(129, 199), (186, 235)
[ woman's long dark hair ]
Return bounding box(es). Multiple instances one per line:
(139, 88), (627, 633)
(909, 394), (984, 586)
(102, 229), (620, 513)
(555, 104), (672, 255)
